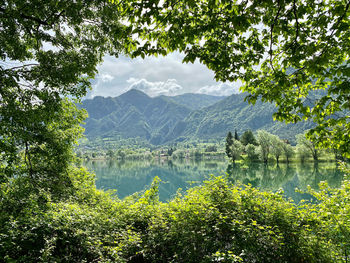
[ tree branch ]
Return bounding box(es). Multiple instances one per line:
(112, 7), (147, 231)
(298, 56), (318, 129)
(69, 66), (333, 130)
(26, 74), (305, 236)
(292, 0), (299, 49)
(269, 0), (282, 72)
(19, 13), (49, 26)
(3, 63), (39, 72)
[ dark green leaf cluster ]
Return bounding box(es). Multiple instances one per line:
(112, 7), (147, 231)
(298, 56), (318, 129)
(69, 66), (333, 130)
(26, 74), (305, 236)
(241, 130), (257, 146)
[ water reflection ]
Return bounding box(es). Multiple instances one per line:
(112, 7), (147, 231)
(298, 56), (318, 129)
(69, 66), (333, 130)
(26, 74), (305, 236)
(225, 162), (343, 203)
(85, 159), (343, 202)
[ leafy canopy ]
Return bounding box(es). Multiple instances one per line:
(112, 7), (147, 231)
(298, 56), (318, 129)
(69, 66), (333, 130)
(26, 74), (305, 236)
(120, 0), (350, 157)
(0, 0), (134, 189)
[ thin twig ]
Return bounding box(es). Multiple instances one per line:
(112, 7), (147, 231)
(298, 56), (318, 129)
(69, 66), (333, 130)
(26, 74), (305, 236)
(269, 0), (282, 72)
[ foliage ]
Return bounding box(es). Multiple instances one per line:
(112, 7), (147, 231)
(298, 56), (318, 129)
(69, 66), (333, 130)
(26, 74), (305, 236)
(121, 0), (350, 157)
(230, 140), (244, 163)
(245, 144), (259, 162)
(167, 147), (175, 156)
(226, 132), (244, 163)
(256, 130), (272, 164)
(1, 1), (349, 262)
(296, 144), (310, 163)
(234, 129), (239, 141)
(1, 173), (342, 262)
(241, 130), (258, 146)
(281, 142), (295, 163)
(0, 135), (346, 262)
(306, 164), (350, 262)
(0, 0), (133, 190)
(270, 134), (285, 163)
(296, 132), (319, 161)
(225, 131), (234, 159)
(205, 145), (218, 152)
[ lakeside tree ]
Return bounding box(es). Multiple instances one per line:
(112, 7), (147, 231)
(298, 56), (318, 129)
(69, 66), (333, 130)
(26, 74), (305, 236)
(281, 142), (295, 164)
(270, 135), (285, 164)
(256, 130), (272, 164)
(241, 130), (258, 146)
(1, 1), (350, 261)
(296, 144), (310, 163)
(234, 129), (239, 141)
(226, 131), (243, 163)
(230, 139), (244, 163)
(106, 149), (115, 159)
(245, 143), (259, 162)
(123, 0), (350, 158)
(225, 132), (234, 159)
(296, 133), (319, 162)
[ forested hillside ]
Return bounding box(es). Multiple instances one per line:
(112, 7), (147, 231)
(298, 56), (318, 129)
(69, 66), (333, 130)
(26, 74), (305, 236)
(178, 93), (315, 144)
(159, 93), (226, 110)
(82, 90), (314, 145)
(82, 89), (192, 145)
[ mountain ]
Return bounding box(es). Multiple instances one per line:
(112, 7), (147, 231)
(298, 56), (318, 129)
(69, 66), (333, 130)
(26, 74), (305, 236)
(81, 90), (314, 145)
(168, 93), (314, 144)
(159, 93), (226, 110)
(81, 89), (193, 145)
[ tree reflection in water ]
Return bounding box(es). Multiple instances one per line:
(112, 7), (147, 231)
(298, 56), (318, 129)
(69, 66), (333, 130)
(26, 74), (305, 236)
(86, 159), (343, 202)
(225, 162), (343, 203)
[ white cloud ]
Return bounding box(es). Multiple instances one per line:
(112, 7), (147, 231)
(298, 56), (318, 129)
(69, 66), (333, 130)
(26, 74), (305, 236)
(126, 78), (184, 97)
(100, 73), (114, 82)
(197, 82), (241, 96)
(85, 52), (243, 99)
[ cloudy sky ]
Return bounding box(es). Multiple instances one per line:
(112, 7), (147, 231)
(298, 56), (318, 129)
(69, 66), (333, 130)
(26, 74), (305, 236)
(86, 52), (242, 99)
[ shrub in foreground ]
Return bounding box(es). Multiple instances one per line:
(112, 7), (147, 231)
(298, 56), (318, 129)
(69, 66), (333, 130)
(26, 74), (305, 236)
(0, 169), (347, 262)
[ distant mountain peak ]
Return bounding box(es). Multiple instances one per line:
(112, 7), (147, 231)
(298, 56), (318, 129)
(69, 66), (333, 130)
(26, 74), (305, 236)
(119, 88), (151, 99)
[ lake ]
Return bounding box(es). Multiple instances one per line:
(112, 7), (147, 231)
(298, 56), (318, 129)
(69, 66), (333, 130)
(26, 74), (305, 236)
(85, 159), (344, 203)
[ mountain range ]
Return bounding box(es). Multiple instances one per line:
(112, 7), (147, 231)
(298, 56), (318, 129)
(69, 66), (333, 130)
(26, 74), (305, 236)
(81, 89), (314, 145)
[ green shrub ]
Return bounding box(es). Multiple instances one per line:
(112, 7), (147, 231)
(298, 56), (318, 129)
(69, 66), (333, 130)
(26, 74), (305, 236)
(1, 170), (347, 262)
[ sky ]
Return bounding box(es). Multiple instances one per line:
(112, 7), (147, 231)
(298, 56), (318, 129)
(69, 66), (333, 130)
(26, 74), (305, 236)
(86, 52), (242, 99)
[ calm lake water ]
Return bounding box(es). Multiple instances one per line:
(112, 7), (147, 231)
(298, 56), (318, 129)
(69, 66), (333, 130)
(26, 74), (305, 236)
(85, 159), (344, 203)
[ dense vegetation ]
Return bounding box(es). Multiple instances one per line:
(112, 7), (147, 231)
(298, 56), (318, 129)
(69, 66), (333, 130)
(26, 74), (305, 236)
(1, 0), (350, 262)
(2, 171), (350, 262)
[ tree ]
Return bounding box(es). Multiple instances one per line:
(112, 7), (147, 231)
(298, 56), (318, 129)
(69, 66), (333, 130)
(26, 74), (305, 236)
(107, 149), (115, 159)
(270, 135), (284, 164)
(296, 144), (310, 163)
(205, 145), (217, 152)
(124, 0), (350, 157)
(241, 130), (257, 146)
(229, 140), (244, 163)
(117, 149), (126, 159)
(245, 144), (259, 162)
(296, 133), (319, 162)
(167, 147), (174, 156)
(0, 0), (133, 188)
(225, 132), (234, 159)
(256, 130), (272, 164)
(281, 142), (295, 164)
(234, 129), (239, 141)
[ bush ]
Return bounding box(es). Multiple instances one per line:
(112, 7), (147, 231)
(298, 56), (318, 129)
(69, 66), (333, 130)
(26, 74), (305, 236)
(1, 170), (346, 262)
